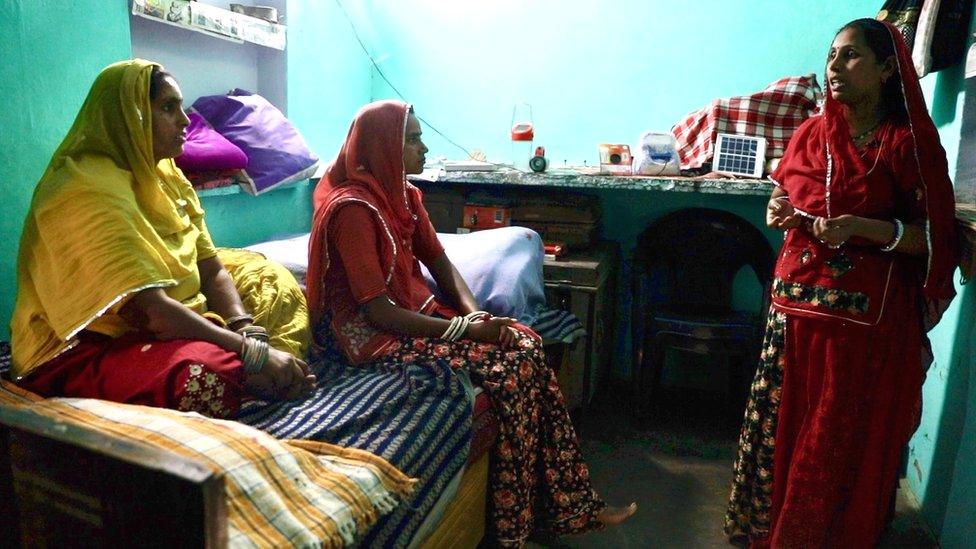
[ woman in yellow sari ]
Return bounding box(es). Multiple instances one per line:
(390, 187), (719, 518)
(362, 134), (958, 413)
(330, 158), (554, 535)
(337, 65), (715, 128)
(10, 59), (314, 417)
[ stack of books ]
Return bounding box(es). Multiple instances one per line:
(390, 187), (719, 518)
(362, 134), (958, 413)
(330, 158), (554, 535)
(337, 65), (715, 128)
(543, 242), (565, 261)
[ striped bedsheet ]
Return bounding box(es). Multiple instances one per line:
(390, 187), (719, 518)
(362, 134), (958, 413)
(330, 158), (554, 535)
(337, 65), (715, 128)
(236, 343), (472, 548)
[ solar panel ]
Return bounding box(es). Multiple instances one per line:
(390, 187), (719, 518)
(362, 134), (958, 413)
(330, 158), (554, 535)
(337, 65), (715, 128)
(713, 133), (767, 178)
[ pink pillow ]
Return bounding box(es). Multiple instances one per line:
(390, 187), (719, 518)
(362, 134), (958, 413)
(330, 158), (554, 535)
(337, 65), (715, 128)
(175, 112), (249, 173)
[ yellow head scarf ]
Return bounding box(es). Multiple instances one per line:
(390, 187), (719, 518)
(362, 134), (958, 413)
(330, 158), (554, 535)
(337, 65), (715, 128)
(10, 59), (216, 379)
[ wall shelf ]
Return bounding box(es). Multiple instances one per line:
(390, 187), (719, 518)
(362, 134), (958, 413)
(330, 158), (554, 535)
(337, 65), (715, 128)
(196, 178), (312, 198)
(131, 0), (285, 50)
(410, 169), (774, 196)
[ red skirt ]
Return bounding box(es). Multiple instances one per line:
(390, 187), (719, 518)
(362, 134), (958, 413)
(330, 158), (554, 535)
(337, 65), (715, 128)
(19, 331), (245, 419)
(727, 274), (924, 547)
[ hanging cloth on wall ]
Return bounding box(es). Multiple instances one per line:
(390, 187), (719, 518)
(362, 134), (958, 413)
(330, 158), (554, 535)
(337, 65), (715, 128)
(918, 0), (975, 76)
(880, 0), (975, 78)
(877, 0), (924, 50)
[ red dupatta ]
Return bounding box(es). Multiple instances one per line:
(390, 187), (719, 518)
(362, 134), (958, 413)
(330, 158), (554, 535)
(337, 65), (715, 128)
(772, 22), (956, 325)
(307, 101), (438, 361)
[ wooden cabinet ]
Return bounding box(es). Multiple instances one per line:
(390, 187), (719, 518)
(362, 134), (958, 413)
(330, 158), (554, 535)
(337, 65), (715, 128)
(543, 242), (619, 411)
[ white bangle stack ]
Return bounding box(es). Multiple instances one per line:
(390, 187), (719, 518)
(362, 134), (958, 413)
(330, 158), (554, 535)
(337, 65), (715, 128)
(881, 218), (904, 252)
(240, 333), (270, 374)
(464, 310), (491, 322)
(441, 311), (493, 341)
(441, 316), (470, 341)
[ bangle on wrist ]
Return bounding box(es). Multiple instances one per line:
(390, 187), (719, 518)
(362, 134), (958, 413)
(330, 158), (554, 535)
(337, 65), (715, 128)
(464, 310), (490, 322)
(440, 316), (471, 341)
(224, 313), (254, 328)
(239, 333), (269, 374)
(237, 324), (269, 342)
(880, 219), (904, 252)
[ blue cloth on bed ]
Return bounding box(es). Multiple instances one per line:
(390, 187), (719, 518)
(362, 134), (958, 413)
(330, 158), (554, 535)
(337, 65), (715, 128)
(236, 340), (471, 548)
(423, 226), (547, 326)
(245, 227), (549, 327)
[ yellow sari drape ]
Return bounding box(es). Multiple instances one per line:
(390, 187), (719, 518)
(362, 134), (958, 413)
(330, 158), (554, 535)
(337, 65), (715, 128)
(10, 59), (217, 379)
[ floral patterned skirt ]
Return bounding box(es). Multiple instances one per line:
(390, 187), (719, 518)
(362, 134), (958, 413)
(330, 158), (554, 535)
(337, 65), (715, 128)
(382, 331), (606, 547)
(724, 310), (786, 541)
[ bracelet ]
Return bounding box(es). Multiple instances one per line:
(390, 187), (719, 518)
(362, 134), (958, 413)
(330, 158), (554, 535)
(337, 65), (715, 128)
(440, 316), (471, 341)
(464, 311), (491, 322)
(237, 324), (269, 342)
(224, 313), (254, 328)
(239, 333), (269, 374)
(880, 219), (904, 252)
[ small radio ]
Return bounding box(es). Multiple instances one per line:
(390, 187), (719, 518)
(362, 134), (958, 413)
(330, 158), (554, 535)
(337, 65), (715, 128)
(598, 144), (632, 175)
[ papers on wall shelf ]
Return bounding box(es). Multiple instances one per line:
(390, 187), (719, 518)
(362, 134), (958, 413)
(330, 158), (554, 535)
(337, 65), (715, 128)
(131, 0), (286, 50)
(411, 168), (443, 182)
(443, 160), (499, 172)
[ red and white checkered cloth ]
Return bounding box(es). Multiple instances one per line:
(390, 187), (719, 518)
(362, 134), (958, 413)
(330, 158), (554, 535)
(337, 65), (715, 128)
(671, 74), (822, 170)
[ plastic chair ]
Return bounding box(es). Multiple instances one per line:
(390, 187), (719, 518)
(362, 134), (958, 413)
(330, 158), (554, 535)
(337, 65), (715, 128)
(631, 208), (774, 411)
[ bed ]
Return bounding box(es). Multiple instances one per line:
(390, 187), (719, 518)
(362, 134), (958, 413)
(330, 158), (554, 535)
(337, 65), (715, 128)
(0, 227), (581, 547)
(0, 339), (494, 548)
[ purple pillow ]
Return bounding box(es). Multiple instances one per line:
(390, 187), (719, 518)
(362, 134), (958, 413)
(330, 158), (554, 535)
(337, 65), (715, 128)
(175, 112), (249, 173)
(192, 89), (320, 194)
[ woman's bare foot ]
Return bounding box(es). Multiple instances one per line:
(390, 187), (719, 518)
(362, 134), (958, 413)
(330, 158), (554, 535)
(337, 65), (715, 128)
(597, 502), (637, 526)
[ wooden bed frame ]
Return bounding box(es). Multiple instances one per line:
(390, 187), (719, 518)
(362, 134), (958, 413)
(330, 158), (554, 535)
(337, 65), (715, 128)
(0, 402), (486, 547)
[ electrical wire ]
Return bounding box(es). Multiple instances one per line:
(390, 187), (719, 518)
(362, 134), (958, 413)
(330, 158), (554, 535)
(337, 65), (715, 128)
(332, 0), (524, 171)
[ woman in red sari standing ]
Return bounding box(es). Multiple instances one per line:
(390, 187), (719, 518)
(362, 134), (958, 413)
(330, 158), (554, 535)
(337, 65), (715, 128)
(307, 100), (635, 546)
(725, 18), (957, 547)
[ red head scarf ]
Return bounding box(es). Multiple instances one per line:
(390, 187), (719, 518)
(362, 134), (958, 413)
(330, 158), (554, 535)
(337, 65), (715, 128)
(313, 100), (416, 238)
(773, 21), (956, 317)
(307, 100), (431, 332)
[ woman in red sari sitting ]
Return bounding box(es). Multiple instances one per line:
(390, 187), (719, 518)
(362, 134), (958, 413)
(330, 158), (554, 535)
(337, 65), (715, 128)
(725, 18), (957, 547)
(307, 100), (635, 546)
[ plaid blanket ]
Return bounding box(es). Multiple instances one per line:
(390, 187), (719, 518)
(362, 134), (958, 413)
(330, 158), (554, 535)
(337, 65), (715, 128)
(0, 375), (416, 548)
(671, 74), (822, 170)
(237, 341), (472, 548)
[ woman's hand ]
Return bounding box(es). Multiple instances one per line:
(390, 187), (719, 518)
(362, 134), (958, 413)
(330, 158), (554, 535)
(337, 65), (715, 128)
(466, 317), (519, 348)
(811, 214), (859, 247)
(767, 198), (802, 230)
(244, 347), (316, 401)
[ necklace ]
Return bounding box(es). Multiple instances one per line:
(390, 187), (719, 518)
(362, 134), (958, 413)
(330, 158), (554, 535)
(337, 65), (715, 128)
(852, 121), (881, 145)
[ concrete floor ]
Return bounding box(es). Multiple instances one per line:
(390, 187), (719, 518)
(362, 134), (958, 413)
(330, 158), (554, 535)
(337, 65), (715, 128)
(528, 384), (939, 548)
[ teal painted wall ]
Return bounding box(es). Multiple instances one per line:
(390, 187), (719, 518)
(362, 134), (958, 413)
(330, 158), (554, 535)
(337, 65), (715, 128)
(365, 0), (877, 166)
(905, 29), (975, 545)
(0, 1), (132, 341)
(286, 0), (373, 170)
